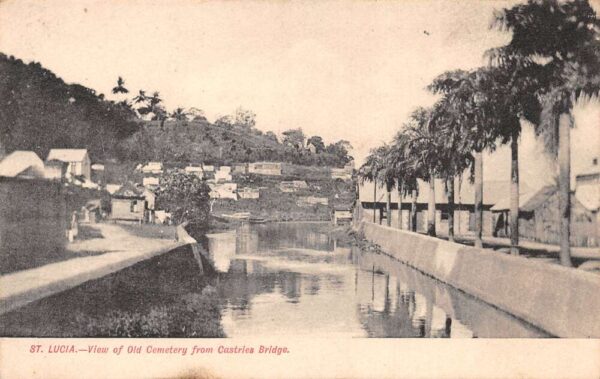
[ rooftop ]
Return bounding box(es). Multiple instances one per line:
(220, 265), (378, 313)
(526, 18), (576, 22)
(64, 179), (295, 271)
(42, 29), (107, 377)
(0, 150), (44, 177)
(46, 149), (88, 162)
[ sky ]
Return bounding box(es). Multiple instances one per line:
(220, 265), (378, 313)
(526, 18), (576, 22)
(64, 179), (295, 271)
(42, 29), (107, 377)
(0, 0), (598, 190)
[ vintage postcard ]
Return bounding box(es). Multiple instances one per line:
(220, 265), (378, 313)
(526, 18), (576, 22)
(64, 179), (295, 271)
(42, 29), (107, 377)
(0, 0), (599, 378)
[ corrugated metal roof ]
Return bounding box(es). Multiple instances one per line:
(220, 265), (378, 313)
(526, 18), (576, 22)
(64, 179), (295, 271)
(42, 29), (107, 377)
(47, 149), (88, 162)
(491, 186), (557, 212)
(0, 150), (44, 177)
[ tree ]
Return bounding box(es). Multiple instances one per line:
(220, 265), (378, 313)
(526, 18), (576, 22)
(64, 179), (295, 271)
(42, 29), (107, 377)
(111, 76), (129, 95)
(490, 0), (600, 265)
(426, 98), (475, 242)
(265, 131), (278, 143)
(307, 136), (326, 153)
(155, 171), (211, 227)
(389, 132), (420, 231)
(402, 107), (442, 236)
(326, 140), (353, 164)
(234, 107), (256, 129)
(214, 115), (233, 129)
(358, 146), (387, 223)
(428, 69), (504, 246)
(170, 107), (189, 121)
(282, 128), (306, 149)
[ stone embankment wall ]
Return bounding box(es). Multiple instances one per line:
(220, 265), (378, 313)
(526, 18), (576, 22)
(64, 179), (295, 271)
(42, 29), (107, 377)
(357, 220), (600, 337)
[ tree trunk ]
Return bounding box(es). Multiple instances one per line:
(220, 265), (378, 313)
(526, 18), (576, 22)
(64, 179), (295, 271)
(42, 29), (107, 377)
(397, 180), (403, 229)
(373, 181), (377, 223)
(427, 171), (436, 236)
(447, 177), (455, 242)
(474, 151), (483, 248)
(411, 189), (417, 232)
(386, 186), (392, 227)
(558, 113), (573, 267)
(510, 134), (520, 255)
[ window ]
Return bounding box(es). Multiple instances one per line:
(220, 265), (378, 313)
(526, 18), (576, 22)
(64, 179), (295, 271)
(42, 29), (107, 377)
(441, 210), (449, 220)
(130, 200), (137, 213)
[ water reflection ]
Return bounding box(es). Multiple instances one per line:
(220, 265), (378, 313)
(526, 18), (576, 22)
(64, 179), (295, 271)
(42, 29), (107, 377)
(210, 222), (549, 338)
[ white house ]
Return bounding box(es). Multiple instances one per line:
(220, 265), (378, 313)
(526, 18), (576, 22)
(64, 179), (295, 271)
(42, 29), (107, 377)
(0, 151), (45, 179)
(202, 164), (215, 172)
(46, 149), (91, 180)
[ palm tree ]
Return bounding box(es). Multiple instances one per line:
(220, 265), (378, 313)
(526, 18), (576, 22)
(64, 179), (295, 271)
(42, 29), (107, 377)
(358, 146), (387, 223)
(133, 90), (147, 104)
(429, 69), (502, 247)
(427, 98), (475, 242)
(388, 131), (420, 231)
(402, 107), (442, 237)
(111, 76), (129, 95)
(171, 107), (189, 121)
(490, 0), (600, 266)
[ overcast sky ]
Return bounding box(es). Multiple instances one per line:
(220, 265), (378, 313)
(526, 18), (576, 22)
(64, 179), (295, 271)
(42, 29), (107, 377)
(1, 0), (598, 189)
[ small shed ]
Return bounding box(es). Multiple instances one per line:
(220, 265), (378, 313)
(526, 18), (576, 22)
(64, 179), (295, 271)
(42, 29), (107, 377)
(111, 183), (146, 222)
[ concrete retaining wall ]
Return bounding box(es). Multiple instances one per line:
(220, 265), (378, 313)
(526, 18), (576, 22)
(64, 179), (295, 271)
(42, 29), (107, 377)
(358, 220), (600, 337)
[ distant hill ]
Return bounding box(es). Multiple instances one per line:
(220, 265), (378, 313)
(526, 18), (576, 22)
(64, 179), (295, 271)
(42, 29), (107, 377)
(119, 120), (352, 167)
(0, 53), (351, 167)
(0, 53), (139, 161)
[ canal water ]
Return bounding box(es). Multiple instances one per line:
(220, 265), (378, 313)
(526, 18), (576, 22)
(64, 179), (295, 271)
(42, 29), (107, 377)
(0, 222), (549, 338)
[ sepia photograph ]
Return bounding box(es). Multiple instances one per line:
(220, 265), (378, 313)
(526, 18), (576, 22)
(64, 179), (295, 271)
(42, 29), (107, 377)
(0, 0), (599, 377)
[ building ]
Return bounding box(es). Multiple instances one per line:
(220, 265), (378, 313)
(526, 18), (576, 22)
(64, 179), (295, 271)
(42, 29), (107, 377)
(248, 162), (282, 176)
(238, 187), (260, 199)
(110, 183), (147, 222)
(214, 166), (232, 182)
(44, 160), (69, 181)
(202, 164), (215, 172)
(209, 182), (238, 200)
(140, 161), (163, 175)
(358, 178), (516, 236)
(0, 151), (45, 179)
(46, 149), (91, 180)
(492, 184), (599, 247)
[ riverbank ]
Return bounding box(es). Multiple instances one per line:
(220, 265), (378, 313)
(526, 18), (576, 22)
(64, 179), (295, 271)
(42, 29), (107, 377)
(356, 220), (600, 337)
(0, 223), (183, 315)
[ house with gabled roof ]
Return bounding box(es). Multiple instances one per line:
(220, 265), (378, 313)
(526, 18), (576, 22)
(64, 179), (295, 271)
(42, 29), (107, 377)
(46, 149), (91, 180)
(0, 151), (45, 179)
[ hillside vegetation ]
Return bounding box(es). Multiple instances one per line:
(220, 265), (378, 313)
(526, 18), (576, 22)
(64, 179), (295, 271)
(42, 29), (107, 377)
(1, 53), (352, 167)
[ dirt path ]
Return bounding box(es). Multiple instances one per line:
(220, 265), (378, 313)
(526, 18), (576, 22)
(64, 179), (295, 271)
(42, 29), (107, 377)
(0, 223), (184, 315)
